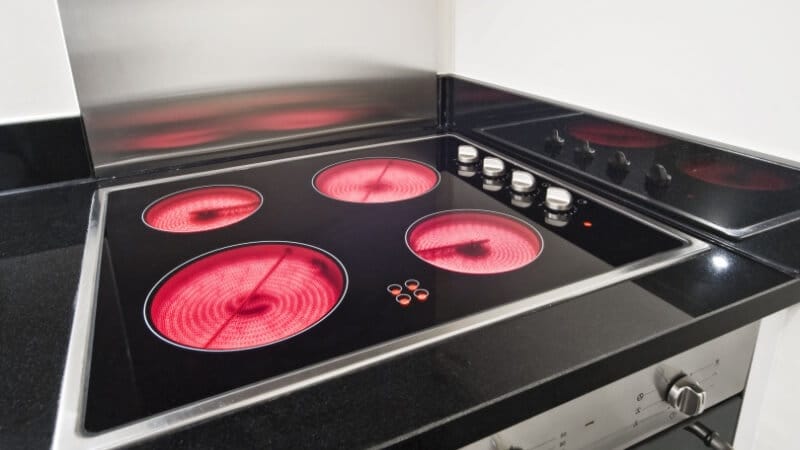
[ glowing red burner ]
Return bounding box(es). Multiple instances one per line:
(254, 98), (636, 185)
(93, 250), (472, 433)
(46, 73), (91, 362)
(147, 243), (346, 351)
(314, 158), (439, 203)
(406, 210), (543, 275)
(143, 186), (262, 233)
(678, 157), (798, 191)
(568, 121), (670, 149)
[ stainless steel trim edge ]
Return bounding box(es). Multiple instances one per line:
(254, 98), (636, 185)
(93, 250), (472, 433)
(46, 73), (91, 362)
(52, 134), (709, 450)
(52, 190), (106, 449)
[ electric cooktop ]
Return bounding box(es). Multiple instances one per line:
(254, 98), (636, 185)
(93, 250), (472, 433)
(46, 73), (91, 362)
(479, 114), (800, 238)
(77, 135), (707, 437)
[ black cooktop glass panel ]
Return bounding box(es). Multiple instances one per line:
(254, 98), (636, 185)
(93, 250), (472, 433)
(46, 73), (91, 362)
(481, 115), (800, 236)
(85, 136), (684, 431)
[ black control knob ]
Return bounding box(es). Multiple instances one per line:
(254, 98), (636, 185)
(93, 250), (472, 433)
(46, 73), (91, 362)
(607, 150), (631, 172)
(544, 129), (565, 151)
(646, 163), (672, 187)
(574, 141), (596, 159)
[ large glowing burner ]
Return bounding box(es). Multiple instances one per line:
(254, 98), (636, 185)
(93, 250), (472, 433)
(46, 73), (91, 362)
(143, 186), (262, 233)
(314, 158), (439, 203)
(406, 210), (543, 275)
(147, 243), (346, 351)
(678, 158), (798, 191)
(568, 121), (670, 148)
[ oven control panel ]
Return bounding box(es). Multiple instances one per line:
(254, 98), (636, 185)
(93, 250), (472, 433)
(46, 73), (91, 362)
(461, 322), (758, 450)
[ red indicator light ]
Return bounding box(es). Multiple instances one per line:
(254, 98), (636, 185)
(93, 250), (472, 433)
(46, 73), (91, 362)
(413, 289), (429, 302)
(387, 284), (403, 295)
(583, 221), (593, 228)
(396, 294), (412, 307)
(404, 279), (420, 291)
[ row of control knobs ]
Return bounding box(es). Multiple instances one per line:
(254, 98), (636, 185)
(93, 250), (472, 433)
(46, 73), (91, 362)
(544, 129), (673, 188)
(458, 145), (573, 212)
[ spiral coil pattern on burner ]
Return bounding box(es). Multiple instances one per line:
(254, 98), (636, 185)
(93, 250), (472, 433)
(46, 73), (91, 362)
(406, 210), (543, 274)
(146, 243), (346, 351)
(143, 186), (262, 233)
(314, 158), (439, 203)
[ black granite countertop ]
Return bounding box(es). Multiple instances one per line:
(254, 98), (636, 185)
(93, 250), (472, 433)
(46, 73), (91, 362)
(1, 177), (798, 450)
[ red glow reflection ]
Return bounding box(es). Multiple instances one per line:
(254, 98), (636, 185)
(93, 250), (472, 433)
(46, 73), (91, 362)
(124, 128), (228, 151)
(148, 243), (346, 351)
(678, 158), (798, 191)
(407, 211), (543, 274)
(143, 186), (261, 233)
(568, 121), (670, 149)
(239, 108), (361, 131)
(314, 158), (439, 203)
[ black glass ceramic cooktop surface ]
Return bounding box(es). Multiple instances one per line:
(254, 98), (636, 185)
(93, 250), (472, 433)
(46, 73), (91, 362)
(85, 136), (690, 431)
(480, 114), (800, 237)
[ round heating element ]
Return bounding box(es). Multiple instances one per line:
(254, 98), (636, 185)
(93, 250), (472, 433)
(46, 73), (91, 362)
(567, 121), (670, 149)
(406, 210), (543, 275)
(678, 157), (799, 191)
(146, 242), (347, 351)
(313, 158), (439, 203)
(143, 185), (262, 233)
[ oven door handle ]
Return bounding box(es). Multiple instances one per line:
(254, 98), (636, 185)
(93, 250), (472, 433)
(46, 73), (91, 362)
(684, 421), (734, 450)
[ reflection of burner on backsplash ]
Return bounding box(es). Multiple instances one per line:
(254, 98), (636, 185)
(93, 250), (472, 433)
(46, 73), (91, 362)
(143, 186), (262, 233)
(146, 242), (347, 351)
(121, 127), (229, 151)
(678, 157), (799, 191)
(238, 108), (362, 131)
(406, 210), (543, 275)
(313, 158), (439, 203)
(568, 121), (670, 149)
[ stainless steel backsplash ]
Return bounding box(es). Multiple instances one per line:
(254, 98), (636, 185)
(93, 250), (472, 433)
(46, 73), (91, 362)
(58, 0), (439, 174)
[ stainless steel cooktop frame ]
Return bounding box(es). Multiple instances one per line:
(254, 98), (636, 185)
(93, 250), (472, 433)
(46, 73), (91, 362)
(52, 134), (709, 449)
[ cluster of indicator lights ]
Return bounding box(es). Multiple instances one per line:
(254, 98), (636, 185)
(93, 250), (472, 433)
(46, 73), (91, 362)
(140, 156), (545, 351)
(387, 279), (429, 307)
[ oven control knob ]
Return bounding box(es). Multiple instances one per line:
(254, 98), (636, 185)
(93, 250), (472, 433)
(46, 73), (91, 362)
(545, 129), (565, 150)
(667, 374), (707, 416)
(608, 150), (631, 172)
(457, 145), (480, 164)
(510, 170), (536, 194)
(646, 163), (672, 187)
(574, 141), (596, 159)
(544, 187), (573, 212)
(482, 157), (506, 178)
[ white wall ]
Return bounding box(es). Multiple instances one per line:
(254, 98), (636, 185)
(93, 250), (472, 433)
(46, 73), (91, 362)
(0, 0), (79, 125)
(451, 0), (800, 165)
(449, 2), (800, 448)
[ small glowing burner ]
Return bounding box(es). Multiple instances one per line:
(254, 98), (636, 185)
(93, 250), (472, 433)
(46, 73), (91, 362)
(313, 158), (439, 203)
(406, 210), (543, 275)
(568, 121), (670, 149)
(143, 186), (262, 233)
(146, 242), (347, 351)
